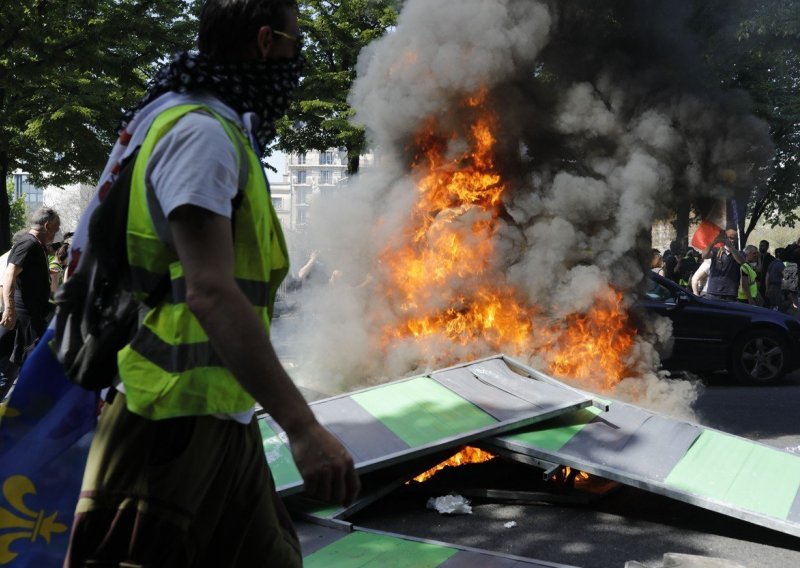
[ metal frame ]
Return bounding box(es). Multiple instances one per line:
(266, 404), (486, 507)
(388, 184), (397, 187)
(482, 364), (800, 537)
(349, 525), (583, 568)
(267, 355), (595, 495)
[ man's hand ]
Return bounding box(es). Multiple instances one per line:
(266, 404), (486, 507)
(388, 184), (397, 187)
(290, 422), (360, 506)
(0, 309), (16, 329)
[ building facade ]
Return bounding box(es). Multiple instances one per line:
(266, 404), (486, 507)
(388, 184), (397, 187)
(278, 148), (375, 232)
(10, 171), (45, 210)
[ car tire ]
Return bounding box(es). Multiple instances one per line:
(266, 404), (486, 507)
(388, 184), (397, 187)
(729, 329), (790, 385)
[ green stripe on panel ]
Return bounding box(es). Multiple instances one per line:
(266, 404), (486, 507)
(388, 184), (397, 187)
(664, 430), (800, 520)
(501, 406), (604, 451)
(350, 376), (497, 448)
(259, 420), (302, 489)
(304, 531), (458, 567)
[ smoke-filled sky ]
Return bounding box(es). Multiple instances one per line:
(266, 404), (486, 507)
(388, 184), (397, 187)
(282, 0), (773, 420)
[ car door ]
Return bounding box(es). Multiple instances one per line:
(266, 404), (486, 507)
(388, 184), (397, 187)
(641, 276), (731, 370)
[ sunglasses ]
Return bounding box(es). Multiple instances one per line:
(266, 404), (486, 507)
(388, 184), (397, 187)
(273, 29), (304, 46)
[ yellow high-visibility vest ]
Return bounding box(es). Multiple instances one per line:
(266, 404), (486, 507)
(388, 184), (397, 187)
(118, 104), (289, 420)
(738, 263), (758, 301)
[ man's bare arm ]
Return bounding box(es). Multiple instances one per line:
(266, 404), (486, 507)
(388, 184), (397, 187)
(168, 205), (359, 505)
(691, 262), (708, 295)
(701, 235), (721, 260)
(728, 245), (746, 265)
(0, 264), (22, 329)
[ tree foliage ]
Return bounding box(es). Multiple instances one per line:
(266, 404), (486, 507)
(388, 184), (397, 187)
(275, 0), (398, 174)
(692, 0), (800, 240)
(4, 181), (26, 244)
(0, 0), (196, 250)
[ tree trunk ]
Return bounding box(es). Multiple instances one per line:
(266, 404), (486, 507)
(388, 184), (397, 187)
(347, 152), (360, 176)
(0, 152), (11, 252)
(673, 200), (690, 250)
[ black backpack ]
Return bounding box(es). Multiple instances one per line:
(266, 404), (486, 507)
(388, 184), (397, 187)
(52, 148), (171, 390)
(53, 119), (248, 391)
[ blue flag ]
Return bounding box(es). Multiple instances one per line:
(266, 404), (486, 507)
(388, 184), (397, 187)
(0, 328), (97, 567)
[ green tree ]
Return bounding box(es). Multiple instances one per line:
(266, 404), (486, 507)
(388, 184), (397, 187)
(0, 0), (196, 251)
(276, 0), (398, 175)
(693, 0), (800, 242)
(4, 180), (26, 246)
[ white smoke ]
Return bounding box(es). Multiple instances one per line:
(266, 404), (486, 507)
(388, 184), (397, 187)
(279, 0), (771, 419)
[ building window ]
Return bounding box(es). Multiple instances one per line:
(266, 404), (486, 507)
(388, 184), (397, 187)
(297, 153), (306, 165)
(13, 173), (44, 206)
(320, 151), (334, 165)
(296, 187), (309, 206)
(296, 170), (307, 184)
(296, 208), (308, 225)
(320, 170), (333, 185)
(271, 197), (282, 210)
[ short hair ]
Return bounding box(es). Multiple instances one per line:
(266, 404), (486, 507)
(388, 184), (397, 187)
(744, 244), (758, 255)
(760, 240), (769, 245)
(29, 207), (59, 230)
(198, 0), (297, 62)
(11, 229), (28, 246)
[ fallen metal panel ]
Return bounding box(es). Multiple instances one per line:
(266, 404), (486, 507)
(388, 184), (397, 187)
(438, 551), (564, 568)
(486, 357), (800, 538)
(286, 450), (454, 522)
(555, 404), (702, 481)
(351, 527), (582, 568)
(310, 395), (410, 463)
(261, 356), (594, 496)
(432, 358), (592, 422)
(296, 520), (350, 557)
(298, 523), (581, 568)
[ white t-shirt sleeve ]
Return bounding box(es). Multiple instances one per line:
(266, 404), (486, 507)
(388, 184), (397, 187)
(147, 112), (240, 219)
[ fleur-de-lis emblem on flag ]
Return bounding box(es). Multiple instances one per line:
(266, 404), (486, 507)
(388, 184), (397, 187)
(0, 475), (68, 565)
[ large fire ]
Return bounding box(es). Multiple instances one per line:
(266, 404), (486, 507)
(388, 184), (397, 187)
(379, 92), (637, 391)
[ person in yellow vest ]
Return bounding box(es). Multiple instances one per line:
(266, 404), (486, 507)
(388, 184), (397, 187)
(738, 245), (761, 305)
(66, 2), (358, 566)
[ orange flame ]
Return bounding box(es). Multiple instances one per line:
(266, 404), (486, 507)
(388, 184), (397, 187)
(413, 446), (496, 483)
(379, 91), (637, 390)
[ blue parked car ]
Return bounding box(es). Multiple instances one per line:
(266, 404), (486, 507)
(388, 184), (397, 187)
(641, 273), (800, 384)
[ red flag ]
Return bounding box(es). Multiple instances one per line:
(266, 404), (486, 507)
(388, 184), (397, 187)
(691, 219), (723, 251)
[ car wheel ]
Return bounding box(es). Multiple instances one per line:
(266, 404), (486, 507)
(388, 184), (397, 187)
(730, 329), (789, 385)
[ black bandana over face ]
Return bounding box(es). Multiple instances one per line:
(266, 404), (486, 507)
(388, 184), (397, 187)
(122, 51), (303, 152)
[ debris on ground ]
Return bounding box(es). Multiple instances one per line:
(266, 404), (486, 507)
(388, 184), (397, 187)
(426, 493), (473, 515)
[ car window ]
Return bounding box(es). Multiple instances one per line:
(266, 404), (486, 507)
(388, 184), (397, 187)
(646, 278), (675, 302)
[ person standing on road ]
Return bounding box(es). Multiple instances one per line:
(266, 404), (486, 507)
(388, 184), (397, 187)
(0, 208), (61, 399)
(701, 228), (746, 302)
(65, 2), (358, 566)
(662, 240), (684, 284)
(766, 247), (786, 310)
(737, 245), (760, 305)
(691, 258), (711, 297)
(756, 239), (775, 300)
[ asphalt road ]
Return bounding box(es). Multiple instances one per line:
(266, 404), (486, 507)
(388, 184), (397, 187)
(343, 371), (800, 568)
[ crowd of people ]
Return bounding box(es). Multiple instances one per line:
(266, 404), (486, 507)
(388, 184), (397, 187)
(0, 207), (71, 399)
(652, 229), (799, 314)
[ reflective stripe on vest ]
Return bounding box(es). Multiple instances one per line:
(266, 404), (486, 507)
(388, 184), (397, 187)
(118, 104), (289, 420)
